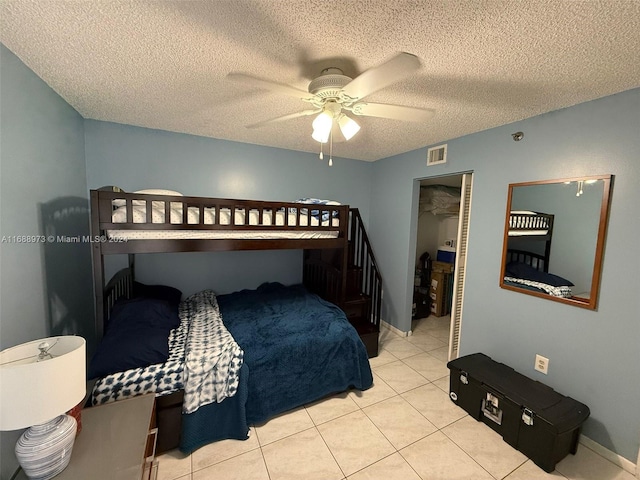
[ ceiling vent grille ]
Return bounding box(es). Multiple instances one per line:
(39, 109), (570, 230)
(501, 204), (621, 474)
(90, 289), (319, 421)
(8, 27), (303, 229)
(427, 144), (447, 166)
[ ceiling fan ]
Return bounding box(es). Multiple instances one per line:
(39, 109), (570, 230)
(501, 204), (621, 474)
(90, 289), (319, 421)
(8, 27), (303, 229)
(228, 52), (434, 165)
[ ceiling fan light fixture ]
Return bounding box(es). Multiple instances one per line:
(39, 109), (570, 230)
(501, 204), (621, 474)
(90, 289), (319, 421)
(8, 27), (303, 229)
(312, 110), (333, 143)
(230, 52), (434, 153)
(338, 114), (360, 141)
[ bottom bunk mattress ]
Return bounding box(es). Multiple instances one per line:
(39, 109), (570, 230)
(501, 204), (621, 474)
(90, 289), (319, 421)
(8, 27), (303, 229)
(90, 282), (373, 454)
(217, 282), (374, 426)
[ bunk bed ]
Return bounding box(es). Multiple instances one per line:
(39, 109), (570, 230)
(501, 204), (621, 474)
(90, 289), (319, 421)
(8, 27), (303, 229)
(503, 211), (573, 297)
(89, 187), (381, 453)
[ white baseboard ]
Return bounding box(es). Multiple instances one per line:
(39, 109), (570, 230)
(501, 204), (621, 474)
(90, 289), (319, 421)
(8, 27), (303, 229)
(380, 319), (411, 337)
(579, 435), (638, 477)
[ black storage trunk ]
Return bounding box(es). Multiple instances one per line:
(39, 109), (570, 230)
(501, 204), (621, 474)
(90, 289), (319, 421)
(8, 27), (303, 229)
(447, 353), (590, 472)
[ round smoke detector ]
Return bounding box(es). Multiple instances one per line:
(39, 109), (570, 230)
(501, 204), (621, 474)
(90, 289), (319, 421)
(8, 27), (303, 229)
(308, 68), (352, 99)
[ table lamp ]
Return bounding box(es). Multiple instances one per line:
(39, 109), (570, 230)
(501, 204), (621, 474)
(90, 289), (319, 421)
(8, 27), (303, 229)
(0, 336), (86, 480)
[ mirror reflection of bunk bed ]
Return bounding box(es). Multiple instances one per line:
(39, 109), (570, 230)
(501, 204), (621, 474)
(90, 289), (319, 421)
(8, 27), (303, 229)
(88, 187), (381, 454)
(505, 211), (554, 271)
(503, 211), (574, 298)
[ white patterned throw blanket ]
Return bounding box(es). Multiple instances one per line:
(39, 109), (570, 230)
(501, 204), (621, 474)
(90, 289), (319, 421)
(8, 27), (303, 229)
(91, 319), (187, 406)
(91, 290), (243, 414)
(181, 290), (244, 414)
(504, 276), (572, 298)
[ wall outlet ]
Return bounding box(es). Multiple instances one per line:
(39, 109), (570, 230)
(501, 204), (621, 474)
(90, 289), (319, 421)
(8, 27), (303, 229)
(535, 354), (549, 374)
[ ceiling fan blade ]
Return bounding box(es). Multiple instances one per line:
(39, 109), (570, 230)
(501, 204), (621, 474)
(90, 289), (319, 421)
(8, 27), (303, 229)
(350, 102), (435, 122)
(341, 52), (421, 101)
(227, 73), (314, 101)
(247, 109), (321, 129)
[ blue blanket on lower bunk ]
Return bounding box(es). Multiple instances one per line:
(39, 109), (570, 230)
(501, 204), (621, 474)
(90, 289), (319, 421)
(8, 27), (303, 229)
(180, 283), (373, 453)
(180, 363), (250, 452)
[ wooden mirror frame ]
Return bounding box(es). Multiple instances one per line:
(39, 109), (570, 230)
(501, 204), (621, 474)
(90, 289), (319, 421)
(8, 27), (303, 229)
(499, 174), (613, 310)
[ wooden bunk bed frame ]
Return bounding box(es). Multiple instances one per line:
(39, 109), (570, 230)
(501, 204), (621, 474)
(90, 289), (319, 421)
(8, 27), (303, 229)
(90, 187), (381, 356)
(90, 187), (382, 452)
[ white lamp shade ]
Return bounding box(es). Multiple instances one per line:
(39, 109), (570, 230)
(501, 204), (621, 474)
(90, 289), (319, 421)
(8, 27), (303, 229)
(311, 128), (329, 143)
(338, 114), (360, 140)
(312, 111), (333, 143)
(0, 336), (86, 430)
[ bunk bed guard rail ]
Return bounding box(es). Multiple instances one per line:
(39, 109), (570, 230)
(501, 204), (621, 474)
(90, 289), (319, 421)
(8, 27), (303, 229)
(90, 189), (350, 254)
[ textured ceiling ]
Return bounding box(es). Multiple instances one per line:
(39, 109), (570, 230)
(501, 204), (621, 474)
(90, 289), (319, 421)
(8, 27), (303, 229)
(1, 1), (639, 161)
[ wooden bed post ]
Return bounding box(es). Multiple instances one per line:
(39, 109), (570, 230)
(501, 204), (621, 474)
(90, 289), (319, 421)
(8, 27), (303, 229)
(90, 190), (105, 343)
(128, 254), (136, 280)
(340, 211), (350, 303)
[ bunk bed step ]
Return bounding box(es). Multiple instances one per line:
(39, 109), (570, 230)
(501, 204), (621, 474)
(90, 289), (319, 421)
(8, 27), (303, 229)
(339, 294), (378, 358)
(345, 266), (363, 295)
(340, 294), (369, 321)
(349, 317), (379, 359)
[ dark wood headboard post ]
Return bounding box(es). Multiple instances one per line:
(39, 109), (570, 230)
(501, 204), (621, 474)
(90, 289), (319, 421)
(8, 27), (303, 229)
(543, 215), (554, 272)
(128, 254), (136, 279)
(90, 189), (106, 343)
(340, 213), (349, 302)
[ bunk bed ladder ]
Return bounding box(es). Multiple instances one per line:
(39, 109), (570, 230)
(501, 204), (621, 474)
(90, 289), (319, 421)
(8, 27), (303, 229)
(342, 208), (382, 358)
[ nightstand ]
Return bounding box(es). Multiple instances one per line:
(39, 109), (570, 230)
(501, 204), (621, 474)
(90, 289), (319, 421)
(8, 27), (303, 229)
(17, 394), (158, 480)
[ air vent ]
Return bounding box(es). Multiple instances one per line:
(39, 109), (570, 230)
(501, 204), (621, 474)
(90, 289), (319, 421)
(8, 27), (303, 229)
(427, 144), (447, 166)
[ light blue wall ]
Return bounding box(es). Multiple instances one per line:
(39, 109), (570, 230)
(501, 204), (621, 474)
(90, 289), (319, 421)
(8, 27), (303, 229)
(84, 120), (373, 296)
(369, 89), (640, 461)
(0, 44), (94, 478)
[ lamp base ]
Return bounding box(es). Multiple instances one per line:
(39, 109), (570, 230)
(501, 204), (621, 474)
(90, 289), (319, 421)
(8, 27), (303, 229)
(15, 414), (77, 480)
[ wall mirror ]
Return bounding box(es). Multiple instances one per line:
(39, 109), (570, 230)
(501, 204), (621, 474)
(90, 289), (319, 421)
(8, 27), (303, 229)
(500, 174), (613, 310)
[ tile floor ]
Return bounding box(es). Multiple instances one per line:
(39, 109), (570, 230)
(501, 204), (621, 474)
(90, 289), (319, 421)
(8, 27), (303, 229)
(157, 315), (636, 480)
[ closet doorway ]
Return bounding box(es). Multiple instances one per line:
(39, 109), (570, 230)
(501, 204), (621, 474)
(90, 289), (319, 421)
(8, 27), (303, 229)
(412, 172), (473, 362)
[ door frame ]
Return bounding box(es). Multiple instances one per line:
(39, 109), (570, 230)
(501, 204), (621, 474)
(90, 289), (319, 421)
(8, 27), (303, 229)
(410, 171), (473, 360)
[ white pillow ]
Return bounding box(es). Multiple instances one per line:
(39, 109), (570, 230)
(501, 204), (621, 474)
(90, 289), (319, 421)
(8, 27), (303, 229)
(134, 189), (183, 197)
(112, 189), (183, 207)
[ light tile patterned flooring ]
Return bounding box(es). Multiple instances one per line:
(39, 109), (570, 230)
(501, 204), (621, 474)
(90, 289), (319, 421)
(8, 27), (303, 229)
(157, 315), (635, 480)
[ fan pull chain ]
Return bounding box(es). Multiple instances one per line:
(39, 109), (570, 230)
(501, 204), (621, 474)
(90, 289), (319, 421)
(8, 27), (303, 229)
(319, 141), (323, 160)
(329, 128), (333, 166)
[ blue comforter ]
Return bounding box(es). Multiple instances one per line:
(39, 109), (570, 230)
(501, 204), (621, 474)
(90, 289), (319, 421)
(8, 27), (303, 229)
(218, 282), (373, 424)
(179, 283), (373, 453)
